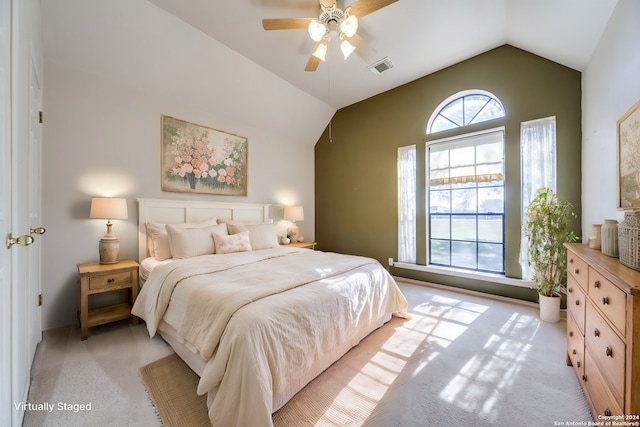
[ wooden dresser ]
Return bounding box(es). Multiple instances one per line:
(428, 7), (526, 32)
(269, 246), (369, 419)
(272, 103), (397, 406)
(565, 243), (640, 419)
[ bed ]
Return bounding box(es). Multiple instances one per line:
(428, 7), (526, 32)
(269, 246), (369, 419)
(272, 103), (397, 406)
(132, 198), (408, 427)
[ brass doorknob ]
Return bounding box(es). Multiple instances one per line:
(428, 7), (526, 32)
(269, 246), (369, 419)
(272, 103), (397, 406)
(30, 227), (46, 235)
(6, 234), (34, 249)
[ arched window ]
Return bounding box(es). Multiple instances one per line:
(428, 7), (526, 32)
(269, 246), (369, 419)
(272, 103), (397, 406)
(427, 90), (505, 134)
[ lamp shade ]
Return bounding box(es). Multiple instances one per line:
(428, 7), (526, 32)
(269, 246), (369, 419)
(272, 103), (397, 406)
(312, 40), (327, 61)
(89, 197), (128, 220)
(340, 39), (356, 59)
(284, 206), (304, 222)
(339, 15), (358, 38)
(308, 20), (326, 42)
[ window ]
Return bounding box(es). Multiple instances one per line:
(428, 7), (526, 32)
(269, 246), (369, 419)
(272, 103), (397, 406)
(427, 91), (505, 134)
(428, 130), (505, 273)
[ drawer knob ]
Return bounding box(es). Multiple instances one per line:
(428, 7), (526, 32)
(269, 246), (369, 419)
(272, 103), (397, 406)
(602, 296), (609, 305)
(582, 374), (587, 382)
(604, 408), (612, 417)
(568, 287), (573, 293)
(606, 346), (613, 357)
(574, 268), (579, 274)
(594, 280), (600, 288)
(569, 258), (574, 264)
(594, 329), (600, 337)
(569, 331), (574, 337)
(108, 278), (115, 283)
(572, 349), (577, 355)
(575, 300), (580, 306)
(576, 361), (581, 368)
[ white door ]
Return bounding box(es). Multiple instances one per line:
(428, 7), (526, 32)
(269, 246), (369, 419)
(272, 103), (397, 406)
(1, 0), (43, 425)
(27, 50), (43, 360)
(0, 0), (13, 425)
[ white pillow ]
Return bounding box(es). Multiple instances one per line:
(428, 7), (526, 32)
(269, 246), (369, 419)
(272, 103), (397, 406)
(146, 222), (172, 260)
(166, 223), (228, 259)
(222, 218), (273, 235)
(213, 231), (253, 254)
(146, 218), (218, 260)
(229, 222), (279, 250)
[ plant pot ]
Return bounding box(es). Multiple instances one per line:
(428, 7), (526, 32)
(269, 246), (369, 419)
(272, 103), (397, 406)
(538, 293), (561, 323)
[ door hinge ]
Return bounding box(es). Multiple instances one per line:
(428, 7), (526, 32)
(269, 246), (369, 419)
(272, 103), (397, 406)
(38, 294), (42, 306)
(39, 111), (43, 123)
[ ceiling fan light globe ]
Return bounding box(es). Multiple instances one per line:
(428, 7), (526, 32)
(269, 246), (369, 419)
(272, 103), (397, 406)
(340, 39), (355, 59)
(312, 41), (328, 61)
(340, 15), (358, 38)
(308, 21), (327, 42)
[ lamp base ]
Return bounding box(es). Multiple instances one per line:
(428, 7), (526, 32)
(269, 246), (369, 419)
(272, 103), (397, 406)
(99, 236), (120, 264)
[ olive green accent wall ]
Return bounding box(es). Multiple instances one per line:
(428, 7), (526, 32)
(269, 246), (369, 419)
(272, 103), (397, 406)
(315, 45), (582, 302)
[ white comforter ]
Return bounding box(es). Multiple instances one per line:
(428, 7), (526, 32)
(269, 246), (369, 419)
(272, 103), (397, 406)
(133, 247), (408, 427)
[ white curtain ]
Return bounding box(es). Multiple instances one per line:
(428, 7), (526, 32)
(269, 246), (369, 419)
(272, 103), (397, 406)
(519, 116), (556, 279)
(398, 145), (416, 263)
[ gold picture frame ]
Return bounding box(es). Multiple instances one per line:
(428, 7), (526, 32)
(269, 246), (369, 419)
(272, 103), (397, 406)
(161, 115), (248, 196)
(618, 100), (640, 209)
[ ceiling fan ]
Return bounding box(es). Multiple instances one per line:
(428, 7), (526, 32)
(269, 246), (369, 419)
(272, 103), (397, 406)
(262, 0), (398, 72)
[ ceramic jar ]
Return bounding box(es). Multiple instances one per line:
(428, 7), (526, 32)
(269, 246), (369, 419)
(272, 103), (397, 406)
(601, 219), (619, 258)
(588, 224), (602, 250)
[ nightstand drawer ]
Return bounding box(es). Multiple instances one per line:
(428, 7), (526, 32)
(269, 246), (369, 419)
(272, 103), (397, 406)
(88, 270), (134, 291)
(567, 250), (589, 292)
(585, 301), (625, 406)
(589, 268), (626, 337)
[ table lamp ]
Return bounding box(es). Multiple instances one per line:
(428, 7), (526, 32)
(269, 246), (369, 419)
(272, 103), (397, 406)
(284, 206), (304, 242)
(90, 197), (128, 264)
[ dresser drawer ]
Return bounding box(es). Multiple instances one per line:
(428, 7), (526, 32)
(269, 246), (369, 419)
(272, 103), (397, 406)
(589, 268), (627, 337)
(567, 250), (589, 292)
(567, 275), (586, 334)
(585, 301), (626, 408)
(584, 350), (624, 418)
(567, 312), (585, 379)
(88, 270), (134, 291)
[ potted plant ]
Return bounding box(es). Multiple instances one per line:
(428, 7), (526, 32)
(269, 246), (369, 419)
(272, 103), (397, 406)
(523, 187), (578, 322)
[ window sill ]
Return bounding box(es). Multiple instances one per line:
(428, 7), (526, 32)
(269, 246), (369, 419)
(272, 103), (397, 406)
(392, 262), (532, 288)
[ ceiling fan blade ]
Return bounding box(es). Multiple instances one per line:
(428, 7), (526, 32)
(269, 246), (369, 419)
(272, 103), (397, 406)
(262, 18), (312, 31)
(305, 42), (322, 72)
(348, 33), (375, 62)
(348, 0), (398, 18)
(319, 0), (336, 7)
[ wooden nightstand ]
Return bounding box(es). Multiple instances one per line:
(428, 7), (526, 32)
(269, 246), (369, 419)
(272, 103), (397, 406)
(286, 241), (317, 250)
(76, 259), (139, 341)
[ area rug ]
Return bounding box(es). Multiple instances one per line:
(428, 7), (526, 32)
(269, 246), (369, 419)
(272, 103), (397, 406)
(139, 353), (210, 427)
(140, 281), (593, 427)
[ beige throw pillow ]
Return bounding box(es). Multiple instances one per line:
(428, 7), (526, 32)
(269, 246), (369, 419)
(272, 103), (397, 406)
(166, 223), (228, 258)
(229, 222), (279, 250)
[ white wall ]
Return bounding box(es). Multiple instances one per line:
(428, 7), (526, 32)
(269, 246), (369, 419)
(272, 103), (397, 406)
(41, 0), (332, 329)
(582, 0), (640, 235)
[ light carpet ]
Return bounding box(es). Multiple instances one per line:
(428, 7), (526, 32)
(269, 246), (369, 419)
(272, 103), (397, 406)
(140, 281), (593, 426)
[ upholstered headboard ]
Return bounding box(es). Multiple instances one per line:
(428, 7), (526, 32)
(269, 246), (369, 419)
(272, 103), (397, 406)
(136, 198), (271, 261)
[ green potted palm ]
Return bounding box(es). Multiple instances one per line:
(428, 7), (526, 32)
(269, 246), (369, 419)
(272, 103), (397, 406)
(523, 187), (578, 322)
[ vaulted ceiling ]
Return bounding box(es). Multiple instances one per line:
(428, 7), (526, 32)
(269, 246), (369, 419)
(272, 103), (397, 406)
(148, 0), (618, 109)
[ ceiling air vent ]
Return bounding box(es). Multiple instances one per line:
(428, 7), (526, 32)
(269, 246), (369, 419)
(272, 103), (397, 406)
(369, 57), (394, 75)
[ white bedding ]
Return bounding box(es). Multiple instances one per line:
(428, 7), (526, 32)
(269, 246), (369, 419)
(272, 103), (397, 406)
(133, 246), (408, 427)
(139, 256), (173, 282)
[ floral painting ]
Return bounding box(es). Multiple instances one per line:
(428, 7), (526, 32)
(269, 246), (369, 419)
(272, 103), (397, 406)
(618, 100), (640, 209)
(161, 115), (247, 196)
